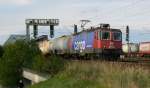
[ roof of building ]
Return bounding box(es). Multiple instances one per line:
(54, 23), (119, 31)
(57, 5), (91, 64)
(4, 35), (27, 45)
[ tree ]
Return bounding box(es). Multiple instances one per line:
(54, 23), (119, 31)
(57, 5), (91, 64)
(0, 39), (65, 87)
(0, 40), (40, 87)
(0, 43), (23, 86)
(0, 45), (3, 57)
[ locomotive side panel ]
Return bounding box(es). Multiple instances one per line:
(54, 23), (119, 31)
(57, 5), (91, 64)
(85, 31), (94, 53)
(72, 32), (86, 53)
(72, 31), (94, 54)
(112, 31), (122, 49)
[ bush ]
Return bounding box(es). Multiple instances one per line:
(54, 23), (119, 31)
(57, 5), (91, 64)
(23, 40), (41, 68)
(47, 55), (65, 75)
(26, 40), (65, 75)
(32, 55), (65, 76)
(32, 55), (45, 72)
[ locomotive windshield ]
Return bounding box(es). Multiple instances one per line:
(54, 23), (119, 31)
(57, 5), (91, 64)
(113, 32), (122, 41)
(101, 31), (110, 40)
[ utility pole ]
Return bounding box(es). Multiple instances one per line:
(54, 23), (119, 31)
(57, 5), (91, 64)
(74, 24), (78, 34)
(126, 25), (130, 56)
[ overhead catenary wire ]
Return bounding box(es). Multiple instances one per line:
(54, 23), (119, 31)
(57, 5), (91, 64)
(79, 0), (149, 28)
(86, 0), (147, 21)
(37, 0), (150, 38)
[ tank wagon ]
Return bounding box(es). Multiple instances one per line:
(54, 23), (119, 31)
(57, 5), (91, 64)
(122, 43), (139, 57)
(52, 35), (70, 54)
(36, 35), (50, 54)
(122, 42), (150, 57)
(39, 24), (122, 59)
(139, 42), (150, 57)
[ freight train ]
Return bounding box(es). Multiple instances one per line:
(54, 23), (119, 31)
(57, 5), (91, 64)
(122, 42), (150, 57)
(37, 24), (122, 59)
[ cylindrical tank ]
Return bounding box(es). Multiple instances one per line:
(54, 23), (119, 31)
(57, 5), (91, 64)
(122, 43), (139, 53)
(49, 41), (53, 51)
(38, 40), (50, 54)
(139, 42), (150, 54)
(53, 36), (70, 50)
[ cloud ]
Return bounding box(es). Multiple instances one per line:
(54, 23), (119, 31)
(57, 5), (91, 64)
(0, 0), (32, 5)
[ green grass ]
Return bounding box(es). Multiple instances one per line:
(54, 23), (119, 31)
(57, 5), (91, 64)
(29, 61), (150, 88)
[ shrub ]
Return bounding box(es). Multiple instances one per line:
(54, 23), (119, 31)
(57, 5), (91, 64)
(46, 55), (65, 75)
(31, 55), (65, 75)
(23, 40), (41, 68)
(28, 40), (65, 75)
(32, 55), (45, 72)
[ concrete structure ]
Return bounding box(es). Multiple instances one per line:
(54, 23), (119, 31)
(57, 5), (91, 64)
(23, 69), (49, 85)
(0, 69), (48, 88)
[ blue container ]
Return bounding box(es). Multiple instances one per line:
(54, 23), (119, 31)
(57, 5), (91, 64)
(72, 31), (94, 52)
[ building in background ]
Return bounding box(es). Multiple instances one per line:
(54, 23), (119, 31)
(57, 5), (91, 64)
(4, 35), (26, 45)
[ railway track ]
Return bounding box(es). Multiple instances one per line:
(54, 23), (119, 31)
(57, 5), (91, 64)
(68, 57), (150, 69)
(119, 57), (150, 63)
(69, 57), (150, 62)
(118, 58), (150, 68)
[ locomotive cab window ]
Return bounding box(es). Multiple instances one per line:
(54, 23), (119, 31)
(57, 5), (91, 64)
(113, 32), (122, 41)
(101, 31), (110, 40)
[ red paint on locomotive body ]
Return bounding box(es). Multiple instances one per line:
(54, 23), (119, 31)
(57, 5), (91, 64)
(93, 31), (99, 48)
(111, 32), (122, 49)
(93, 29), (122, 50)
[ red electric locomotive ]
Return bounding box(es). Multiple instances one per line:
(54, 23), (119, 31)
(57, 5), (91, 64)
(71, 24), (122, 59)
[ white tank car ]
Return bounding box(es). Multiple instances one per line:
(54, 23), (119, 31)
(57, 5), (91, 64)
(139, 42), (150, 53)
(122, 43), (139, 53)
(38, 40), (50, 54)
(49, 41), (53, 51)
(52, 36), (70, 54)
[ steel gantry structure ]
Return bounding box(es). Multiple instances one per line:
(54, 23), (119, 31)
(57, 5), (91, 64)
(26, 19), (59, 40)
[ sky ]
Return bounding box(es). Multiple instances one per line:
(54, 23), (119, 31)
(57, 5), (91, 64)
(0, 0), (150, 44)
